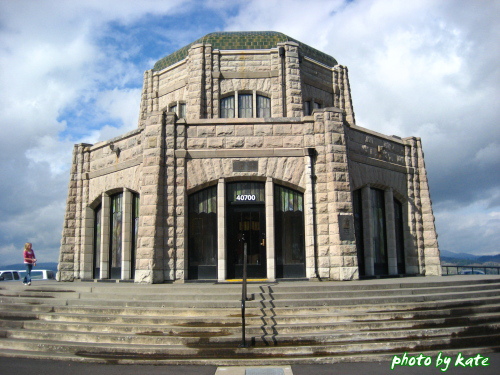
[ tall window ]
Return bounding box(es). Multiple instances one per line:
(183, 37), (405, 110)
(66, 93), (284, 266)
(169, 101), (186, 118)
(238, 94), (253, 118)
(109, 193), (123, 279)
(371, 188), (388, 275)
(188, 186), (217, 279)
(257, 95), (271, 118)
(394, 198), (405, 274)
(221, 96), (235, 118)
(93, 204), (102, 279)
(275, 185), (305, 278)
(303, 100), (322, 115)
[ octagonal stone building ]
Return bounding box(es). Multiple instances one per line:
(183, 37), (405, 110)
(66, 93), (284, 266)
(58, 31), (440, 283)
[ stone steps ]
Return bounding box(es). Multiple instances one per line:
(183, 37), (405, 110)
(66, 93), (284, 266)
(0, 276), (499, 364)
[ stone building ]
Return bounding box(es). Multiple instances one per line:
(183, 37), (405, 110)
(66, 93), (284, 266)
(58, 31), (440, 283)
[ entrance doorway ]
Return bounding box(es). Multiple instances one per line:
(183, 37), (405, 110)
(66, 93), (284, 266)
(227, 205), (266, 279)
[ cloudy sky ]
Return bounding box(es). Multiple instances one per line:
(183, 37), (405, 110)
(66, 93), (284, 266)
(0, 0), (498, 266)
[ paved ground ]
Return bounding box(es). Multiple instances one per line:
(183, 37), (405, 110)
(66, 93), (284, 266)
(1, 354), (499, 375)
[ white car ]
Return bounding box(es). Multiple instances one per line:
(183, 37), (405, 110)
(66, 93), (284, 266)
(459, 269), (485, 275)
(17, 269), (56, 280)
(0, 270), (21, 281)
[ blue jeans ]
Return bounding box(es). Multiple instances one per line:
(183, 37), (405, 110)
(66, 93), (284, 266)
(23, 264), (33, 284)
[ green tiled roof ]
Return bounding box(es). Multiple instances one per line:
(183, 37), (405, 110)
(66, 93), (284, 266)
(153, 31), (338, 71)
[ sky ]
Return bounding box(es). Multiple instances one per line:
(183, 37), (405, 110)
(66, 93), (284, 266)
(0, 0), (498, 266)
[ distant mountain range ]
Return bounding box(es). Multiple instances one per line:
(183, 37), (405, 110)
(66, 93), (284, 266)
(0, 262), (58, 271)
(440, 250), (500, 265)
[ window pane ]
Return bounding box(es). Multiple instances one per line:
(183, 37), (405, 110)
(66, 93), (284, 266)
(110, 193), (123, 271)
(169, 104), (177, 114)
(188, 186), (217, 267)
(257, 95), (271, 118)
(304, 101), (311, 115)
(221, 96), (235, 118)
(227, 182), (265, 203)
(371, 188), (387, 275)
(238, 94), (253, 118)
(275, 185), (305, 267)
(179, 103), (186, 118)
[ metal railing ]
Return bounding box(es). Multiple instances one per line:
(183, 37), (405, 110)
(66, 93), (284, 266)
(441, 265), (500, 275)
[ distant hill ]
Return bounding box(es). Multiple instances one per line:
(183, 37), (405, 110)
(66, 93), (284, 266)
(0, 262), (58, 271)
(440, 251), (500, 266)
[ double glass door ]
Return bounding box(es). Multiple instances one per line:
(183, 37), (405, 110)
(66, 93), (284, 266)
(227, 205), (266, 279)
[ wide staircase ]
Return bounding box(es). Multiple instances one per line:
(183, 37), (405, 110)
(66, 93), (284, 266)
(1, 276), (500, 365)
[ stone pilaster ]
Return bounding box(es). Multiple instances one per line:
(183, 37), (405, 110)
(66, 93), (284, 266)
(265, 177), (276, 281)
(135, 111), (166, 283)
(334, 65), (356, 127)
(322, 108), (358, 280)
(187, 44), (206, 119)
(404, 137), (425, 275)
(415, 138), (441, 275)
(362, 185), (374, 276)
(122, 189), (133, 280)
(283, 42), (303, 117)
(57, 143), (91, 282)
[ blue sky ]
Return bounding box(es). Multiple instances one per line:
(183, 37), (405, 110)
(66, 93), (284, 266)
(0, 0), (498, 266)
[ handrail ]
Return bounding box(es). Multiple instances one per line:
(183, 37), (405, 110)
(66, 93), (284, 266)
(239, 237), (251, 348)
(441, 265), (500, 275)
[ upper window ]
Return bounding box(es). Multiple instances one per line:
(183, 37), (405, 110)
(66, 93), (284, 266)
(221, 96), (235, 118)
(257, 95), (271, 118)
(303, 100), (322, 115)
(220, 92), (271, 118)
(169, 101), (186, 118)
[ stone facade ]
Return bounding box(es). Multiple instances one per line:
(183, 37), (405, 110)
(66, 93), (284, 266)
(58, 32), (440, 283)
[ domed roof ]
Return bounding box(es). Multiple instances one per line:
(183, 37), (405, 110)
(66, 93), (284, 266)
(153, 31), (338, 71)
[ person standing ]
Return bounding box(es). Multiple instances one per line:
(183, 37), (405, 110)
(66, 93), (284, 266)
(23, 242), (36, 286)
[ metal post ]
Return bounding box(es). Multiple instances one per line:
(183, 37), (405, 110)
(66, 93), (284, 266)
(240, 239), (248, 347)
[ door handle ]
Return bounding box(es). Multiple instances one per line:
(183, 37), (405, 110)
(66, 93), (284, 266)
(260, 239), (265, 246)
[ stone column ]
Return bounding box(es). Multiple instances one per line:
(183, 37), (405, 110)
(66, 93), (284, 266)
(135, 111), (166, 283)
(283, 42), (303, 117)
(187, 44), (206, 119)
(415, 138), (441, 275)
(121, 189), (133, 280)
(217, 178), (226, 282)
(322, 108), (358, 280)
(100, 193), (110, 279)
(81, 206), (94, 279)
(385, 188), (398, 275)
(362, 185), (374, 276)
(265, 177), (276, 281)
(173, 118), (187, 281)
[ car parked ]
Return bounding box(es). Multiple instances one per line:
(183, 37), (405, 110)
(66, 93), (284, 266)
(17, 269), (56, 280)
(459, 269), (485, 275)
(0, 270), (21, 281)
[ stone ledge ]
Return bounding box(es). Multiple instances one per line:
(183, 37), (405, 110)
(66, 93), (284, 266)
(176, 148), (305, 159)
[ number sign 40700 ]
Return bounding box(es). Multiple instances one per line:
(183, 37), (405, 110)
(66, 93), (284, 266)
(236, 194), (256, 201)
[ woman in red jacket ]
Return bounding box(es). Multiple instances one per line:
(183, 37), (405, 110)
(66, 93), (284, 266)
(23, 242), (36, 286)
